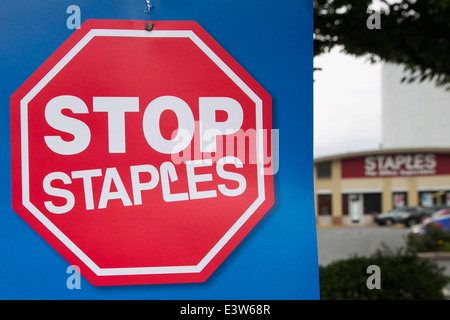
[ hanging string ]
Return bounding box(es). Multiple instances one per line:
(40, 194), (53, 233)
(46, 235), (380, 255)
(143, 0), (154, 31)
(144, 0), (152, 14)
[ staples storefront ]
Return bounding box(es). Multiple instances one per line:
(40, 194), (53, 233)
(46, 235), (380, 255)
(314, 148), (450, 225)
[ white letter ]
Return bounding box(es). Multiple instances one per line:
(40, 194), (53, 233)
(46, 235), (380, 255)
(217, 156), (247, 197)
(260, 129), (279, 176)
(376, 155), (386, 170)
(170, 128), (195, 165)
(394, 155), (406, 170)
(130, 165), (159, 205)
(414, 154), (424, 169)
(366, 265), (381, 289)
(186, 159), (217, 200)
(384, 156), (395, 170)
(366, 9), (381, 30)
(160, 162), (189, 202)
(365, 156), (377, 172)
(425, 153), (437, 169)
(71, 169), (102, 210)
(44, 95), (91, 155)
(143, 96), (194, 154)
(93, 97), (139, 153)
(43, 172), (75, 214)
(98, 168), (132, 209)
(199, 97), (243, 152)
(66, 5), (81, 30)
(405, 155), (414, 170)
(66, 265), (81, 289)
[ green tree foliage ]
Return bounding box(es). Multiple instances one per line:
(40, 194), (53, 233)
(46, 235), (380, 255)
(314, 0), (450, 89)
(319, 247), (450, 299)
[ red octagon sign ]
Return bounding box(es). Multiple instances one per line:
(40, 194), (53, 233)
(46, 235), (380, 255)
(10, 20), (274, 286)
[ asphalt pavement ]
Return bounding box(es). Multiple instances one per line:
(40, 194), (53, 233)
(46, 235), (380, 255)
(316, 225), (409, 266)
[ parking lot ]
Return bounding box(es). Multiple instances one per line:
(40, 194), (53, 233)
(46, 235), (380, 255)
(317, 225), (409, 265)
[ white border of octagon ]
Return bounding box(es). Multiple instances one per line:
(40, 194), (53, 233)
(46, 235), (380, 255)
(19, 29), (266, 277)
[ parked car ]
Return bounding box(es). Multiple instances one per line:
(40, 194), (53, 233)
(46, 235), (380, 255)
(432, 214), (450, 232)
(374, 207), (421, 226)
(413, 207), (450, 231)
(422, 205), (450, 218)
(395, 206), (449, 227)
(409, 209), (450, 236)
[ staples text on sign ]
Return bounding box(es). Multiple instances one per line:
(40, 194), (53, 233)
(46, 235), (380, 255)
(42, 95), (270, 214)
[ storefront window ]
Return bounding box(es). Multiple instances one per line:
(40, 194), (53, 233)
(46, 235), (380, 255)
(419, 190), (449, 206)
(420, 192), (433, 207)
(393, 193), (407, 208)
(316, 161), (331, 179)
(318, 194), (332, 215)
(342, 193), (381, 216)
(342, 194), (348, 215)
(363, 193), (381, 214)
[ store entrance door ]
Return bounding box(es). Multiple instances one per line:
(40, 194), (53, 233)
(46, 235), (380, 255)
(349, 194), (363, 224)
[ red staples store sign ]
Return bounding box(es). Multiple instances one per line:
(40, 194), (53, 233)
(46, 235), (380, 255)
(342, 153), (450, 178)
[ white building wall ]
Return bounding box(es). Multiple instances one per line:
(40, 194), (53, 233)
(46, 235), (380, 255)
(382, 63), (450, 149)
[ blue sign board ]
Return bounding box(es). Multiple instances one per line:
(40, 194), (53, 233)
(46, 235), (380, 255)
(1, 0), (318, 300)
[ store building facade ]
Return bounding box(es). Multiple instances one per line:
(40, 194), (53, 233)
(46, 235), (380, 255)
(314, 148), (450, 225)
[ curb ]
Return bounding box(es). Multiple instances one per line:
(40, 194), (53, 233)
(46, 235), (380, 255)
(417, 252), (450, 260)
(316, 223), (403, 229)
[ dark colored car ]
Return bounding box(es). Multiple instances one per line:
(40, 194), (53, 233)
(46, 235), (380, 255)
(395, 206), (450, 227)
(374, 207), (421, 226)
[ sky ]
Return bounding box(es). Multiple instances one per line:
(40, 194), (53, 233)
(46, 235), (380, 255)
(313, 47), (383, 158)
